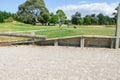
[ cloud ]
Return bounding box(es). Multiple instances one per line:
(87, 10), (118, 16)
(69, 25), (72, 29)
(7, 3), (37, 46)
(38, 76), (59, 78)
(53, 2), (119, 19)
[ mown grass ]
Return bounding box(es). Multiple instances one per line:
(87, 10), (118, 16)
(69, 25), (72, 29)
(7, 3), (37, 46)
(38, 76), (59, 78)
(36, 28), (115, 38)
(0, 21), (58, 32)
(0, 22), (115, 39)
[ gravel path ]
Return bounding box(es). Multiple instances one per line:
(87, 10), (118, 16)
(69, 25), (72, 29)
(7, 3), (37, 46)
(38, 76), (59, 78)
(0, 46), (120, 80)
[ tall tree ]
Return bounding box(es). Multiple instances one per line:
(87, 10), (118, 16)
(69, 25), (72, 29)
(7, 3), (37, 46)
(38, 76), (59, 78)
(71, 12), (82, 25)
(83, 15), (91, 25)
(97, 13), (105, 25)
(38, 12), (50, 25)
(0, 11), (15, 23)
(56, 9), (66, 24)
(17, 0), (49, 25)
(90, 14), (98, 25)
(0, 11), (4, 23)
(50, 13), (59, 25)
(104, 16), (110, 25)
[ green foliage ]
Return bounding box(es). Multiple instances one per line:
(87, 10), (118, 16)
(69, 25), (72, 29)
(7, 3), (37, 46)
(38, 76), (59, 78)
(3, 11), (13, 19)
(56, 9), (66, 23)
(38, 12), (50, 25)
(83, 15), (91, 25)
(5, 17), (14, 22)
(97, 13), (105, 25)
(0, 11), (14, 23)
(64, 19), (71, 24)
(79, 19), (83, 25)
(71, 12), (116, 25)
(50, 14), (59, 25)
(90, 14), (98, 25)
(17, 0), (49, 25)
(71, 12), (82, 25)
(0, 11), (4, 23)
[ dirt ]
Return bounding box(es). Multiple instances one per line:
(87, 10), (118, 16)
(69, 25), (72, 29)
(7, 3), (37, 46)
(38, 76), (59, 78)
(0, 45), (120, 80)
(0, 36), (29, 42)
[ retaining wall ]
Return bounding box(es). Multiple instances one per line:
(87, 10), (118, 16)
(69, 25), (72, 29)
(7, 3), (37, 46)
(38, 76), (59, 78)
(36, 35), (120, 48)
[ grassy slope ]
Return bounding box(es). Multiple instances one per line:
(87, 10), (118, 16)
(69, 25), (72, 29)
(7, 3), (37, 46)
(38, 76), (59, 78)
(0, 22), (115, 39)
(0, 21), (57, 32)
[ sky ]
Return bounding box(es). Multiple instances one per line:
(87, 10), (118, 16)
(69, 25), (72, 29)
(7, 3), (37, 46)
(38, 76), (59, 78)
(0, 0), (119, 19)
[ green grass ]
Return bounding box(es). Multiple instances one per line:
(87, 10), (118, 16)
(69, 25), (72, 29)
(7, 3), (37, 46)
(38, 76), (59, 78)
(36, 28), (115, 38)
(0, 22), (58, 32)
(0, 22), (115, 38)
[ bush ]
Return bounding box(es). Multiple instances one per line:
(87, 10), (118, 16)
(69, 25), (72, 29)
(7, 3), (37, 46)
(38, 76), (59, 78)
(5, 17), (14, 22)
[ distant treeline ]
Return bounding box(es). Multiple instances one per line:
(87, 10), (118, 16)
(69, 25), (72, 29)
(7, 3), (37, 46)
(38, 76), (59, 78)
(0, 11), (16, 23)
(71, 12), (116, 25)
(0, 0), (117, 25)
(0, 10), (116, 25)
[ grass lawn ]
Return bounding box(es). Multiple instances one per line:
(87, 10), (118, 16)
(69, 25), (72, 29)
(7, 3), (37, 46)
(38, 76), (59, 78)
(36, 28), (115, 38)
(0, 21), (58, 32)
(35, 25), (115, 38)
(0, 21), (115, 39)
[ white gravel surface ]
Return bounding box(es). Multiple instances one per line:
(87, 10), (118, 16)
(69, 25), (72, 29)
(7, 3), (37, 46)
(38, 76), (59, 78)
(0, 45), (120, 80)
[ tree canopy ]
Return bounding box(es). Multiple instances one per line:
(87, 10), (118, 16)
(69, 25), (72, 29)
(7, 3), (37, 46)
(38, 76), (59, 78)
(0, 11), (15, 23)
(50, 13), (59, 25)
(71, 12), (82, 25)
(56, 9), (66, 24)
(17, 0), (49, 25)
(71, 11), (116, 25)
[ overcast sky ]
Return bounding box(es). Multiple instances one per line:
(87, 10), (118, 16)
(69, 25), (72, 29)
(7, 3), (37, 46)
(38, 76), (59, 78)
(0, 0), (119, 19)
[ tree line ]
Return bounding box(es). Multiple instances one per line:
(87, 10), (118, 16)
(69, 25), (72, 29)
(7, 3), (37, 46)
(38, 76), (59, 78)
(71, 12), (116, 25)
(0, 0), (117, 25)
(0, 11), (15, 23)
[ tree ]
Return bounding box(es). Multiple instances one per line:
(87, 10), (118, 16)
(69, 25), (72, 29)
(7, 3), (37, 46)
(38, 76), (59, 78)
(17, 0), (49, 25)
(5, 17), (14, 22)
(71, 12), (82, 25)
(0, 11), (4, 23)
(56, 9), (66, 24)
(97, 13), (105, 25)
(0, 11), (15, 23)
(50, 13), (59, 25)
(104, 16), (110, 25)
(38, 12), (50, 25)
(109, 17), (116, 25)
(79, 19), (83, 25)
(3, 11), (12, 19)
(90, 14), (98, 25)
(83, 15), (91, 25)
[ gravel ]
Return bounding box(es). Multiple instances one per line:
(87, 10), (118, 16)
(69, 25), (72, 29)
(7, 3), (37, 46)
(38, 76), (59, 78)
(0, 45), (120, 80)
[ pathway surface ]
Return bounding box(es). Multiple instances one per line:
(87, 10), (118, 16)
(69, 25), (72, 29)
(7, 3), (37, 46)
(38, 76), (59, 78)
(0, 46), (120, 80)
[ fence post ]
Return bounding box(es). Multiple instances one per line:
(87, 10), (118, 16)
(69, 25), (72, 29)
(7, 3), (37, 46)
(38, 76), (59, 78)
(80, 36), (85, 48)
(111, 38), (115, 48)
(115, 3), (120, 49)
(54, 40), (58, 46)
(31, 32), (35, 44)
